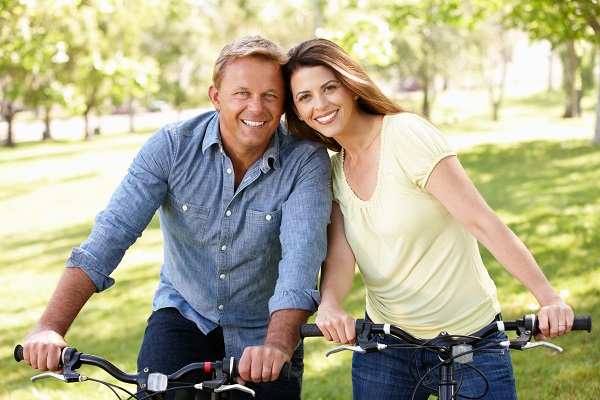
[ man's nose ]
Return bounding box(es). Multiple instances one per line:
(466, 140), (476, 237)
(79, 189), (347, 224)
(247, 95), (266, 113)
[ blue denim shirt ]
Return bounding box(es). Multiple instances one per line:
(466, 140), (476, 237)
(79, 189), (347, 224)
(66, 110), (332, 358)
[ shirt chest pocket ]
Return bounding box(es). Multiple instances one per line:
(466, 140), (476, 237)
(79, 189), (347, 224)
(242, 209), (282, 257)
(163, 193), (210, 246)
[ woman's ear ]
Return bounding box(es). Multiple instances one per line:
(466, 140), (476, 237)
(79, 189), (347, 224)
(293, 106), (303, 121)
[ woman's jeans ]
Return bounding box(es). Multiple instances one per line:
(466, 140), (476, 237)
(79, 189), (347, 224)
(352, 325), (518, 399)
(137, 308), (303, 400)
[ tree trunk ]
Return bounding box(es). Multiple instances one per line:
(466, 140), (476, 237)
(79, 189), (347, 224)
(84, 107), (93, 141)
(128, 96), (135, 133)
(42, 105), (52, 141)
(421, 82), (430, 118)
(2, 101), (15, 147)
(563, 40), (579, 118)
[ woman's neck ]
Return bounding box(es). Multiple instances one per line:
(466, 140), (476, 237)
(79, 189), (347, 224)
(337, 113), (384, 161)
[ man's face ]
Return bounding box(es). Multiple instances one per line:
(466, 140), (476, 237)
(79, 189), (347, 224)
(209, 57), (285, 159)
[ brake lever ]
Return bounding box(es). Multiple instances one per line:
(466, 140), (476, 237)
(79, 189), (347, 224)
(31, 372), (68, 383)
(522, 341), (563, 353)
(194, 382), (256, 397)
(325, 342), (387, 357)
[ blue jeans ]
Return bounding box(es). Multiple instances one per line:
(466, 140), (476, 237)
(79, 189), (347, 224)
(137, 308), (303, 400)
(352, 326), (518, 399)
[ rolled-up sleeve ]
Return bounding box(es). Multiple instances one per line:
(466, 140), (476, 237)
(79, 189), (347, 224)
(65, 126), (174, 292)
(269, 143), (332, 315)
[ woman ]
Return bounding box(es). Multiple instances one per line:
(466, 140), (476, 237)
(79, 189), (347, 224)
(282, 38), (574, 399)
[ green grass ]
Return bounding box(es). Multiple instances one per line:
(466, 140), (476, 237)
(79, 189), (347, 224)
(1, 91), (599, 399)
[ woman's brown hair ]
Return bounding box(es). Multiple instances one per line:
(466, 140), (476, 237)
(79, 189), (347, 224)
(283, 38), (405, 152)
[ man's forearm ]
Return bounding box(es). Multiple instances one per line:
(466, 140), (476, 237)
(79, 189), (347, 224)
(264, 309), (310, 357)
(36, 267), (96, 336)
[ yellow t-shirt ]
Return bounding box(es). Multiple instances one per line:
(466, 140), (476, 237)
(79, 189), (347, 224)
(331, 113), (500, 338)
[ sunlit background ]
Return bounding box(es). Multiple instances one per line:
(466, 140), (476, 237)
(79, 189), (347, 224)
(1, 1), (599, 399)
(1, 0), (599, 146)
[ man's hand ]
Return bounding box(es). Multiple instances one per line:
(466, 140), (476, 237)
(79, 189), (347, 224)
(236, 309), (308, 385)
(237, 344), (290, 384)
(23, 329), (68, 372)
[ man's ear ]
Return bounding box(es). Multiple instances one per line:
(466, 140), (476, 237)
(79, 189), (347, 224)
(208, 84), (220, 111)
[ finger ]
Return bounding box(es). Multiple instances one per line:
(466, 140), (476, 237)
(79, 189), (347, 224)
(261, 359), (275, 382)
(47, 346), (62, 371)
(344, 318), (356, 344)
(537, 311), (552, 339)
(237, 349), (252, 382)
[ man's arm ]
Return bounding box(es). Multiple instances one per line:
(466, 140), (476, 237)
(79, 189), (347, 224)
(237, 309), (309, 383)
(23, 267), (96, 371)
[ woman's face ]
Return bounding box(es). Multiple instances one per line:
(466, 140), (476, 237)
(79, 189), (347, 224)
(290, 65), (357, 139)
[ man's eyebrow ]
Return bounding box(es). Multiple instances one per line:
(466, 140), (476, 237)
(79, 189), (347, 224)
(232, 86), (282, 94)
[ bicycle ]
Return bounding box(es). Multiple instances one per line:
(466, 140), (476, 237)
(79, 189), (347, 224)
(300, 314), (592, 400)
(14, 345), (291, 399)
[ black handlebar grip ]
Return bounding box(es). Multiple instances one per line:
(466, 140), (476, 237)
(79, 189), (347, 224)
(14, 345), (24, 362)
(280, 362), (292, 379)
(533, 314), (593, 334)
(572, 314), (592, 332)
(299, 324), (323, 338)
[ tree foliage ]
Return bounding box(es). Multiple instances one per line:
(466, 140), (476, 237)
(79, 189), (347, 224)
(1, 0), (599, 146)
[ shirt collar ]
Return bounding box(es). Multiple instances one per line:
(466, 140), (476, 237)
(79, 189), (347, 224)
(201, 113), (282, 172)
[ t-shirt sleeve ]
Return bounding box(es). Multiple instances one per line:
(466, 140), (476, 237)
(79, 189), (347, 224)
(388, 113), (457, 189)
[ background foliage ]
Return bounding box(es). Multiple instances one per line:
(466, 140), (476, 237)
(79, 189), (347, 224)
(1, 0), (600, 145)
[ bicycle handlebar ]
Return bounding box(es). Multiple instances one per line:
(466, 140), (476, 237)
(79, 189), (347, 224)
(300, 314), (592, 349)
(15, 345), (291, 397)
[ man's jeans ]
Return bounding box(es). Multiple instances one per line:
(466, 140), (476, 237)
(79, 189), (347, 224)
(352, 330), (518, 400)
(137, 308), (303, 400)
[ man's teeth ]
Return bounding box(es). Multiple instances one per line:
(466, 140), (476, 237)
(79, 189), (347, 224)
(243, 120), (265, 127)
(317, 111), (337, 123)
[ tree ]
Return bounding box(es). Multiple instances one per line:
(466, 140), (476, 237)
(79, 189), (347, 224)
(0, 1), (40, 146)
(387, 0), (465, 117)
(507, 0), (600, 144)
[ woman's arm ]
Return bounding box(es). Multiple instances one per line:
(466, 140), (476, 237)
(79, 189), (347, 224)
(316, 201), (358, 344)
(425, 155), (574, 339)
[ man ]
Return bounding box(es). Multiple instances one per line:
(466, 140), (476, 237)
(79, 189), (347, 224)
(21, 36), (332, 399)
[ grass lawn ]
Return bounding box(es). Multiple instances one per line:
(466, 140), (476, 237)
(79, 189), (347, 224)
(1, 90), (598, 399)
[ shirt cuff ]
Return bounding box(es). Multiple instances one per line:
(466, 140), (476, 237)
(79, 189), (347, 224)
(65, 247), (115, 292)
(268, 289), (321, 316)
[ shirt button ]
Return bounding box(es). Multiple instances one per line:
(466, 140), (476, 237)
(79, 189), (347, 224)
(221, 245), (227, 251)
(218, 305), (224, 310)
(225, 210), (232, 217)
(265, 214), (272, 221)
(220, 274), (225, 280)
(226, 168), (232, 174)
(181, 205), (188, 211)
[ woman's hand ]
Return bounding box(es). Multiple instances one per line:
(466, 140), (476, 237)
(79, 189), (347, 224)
(535, 300), (574, 340)
(315, 303), (356, 344)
